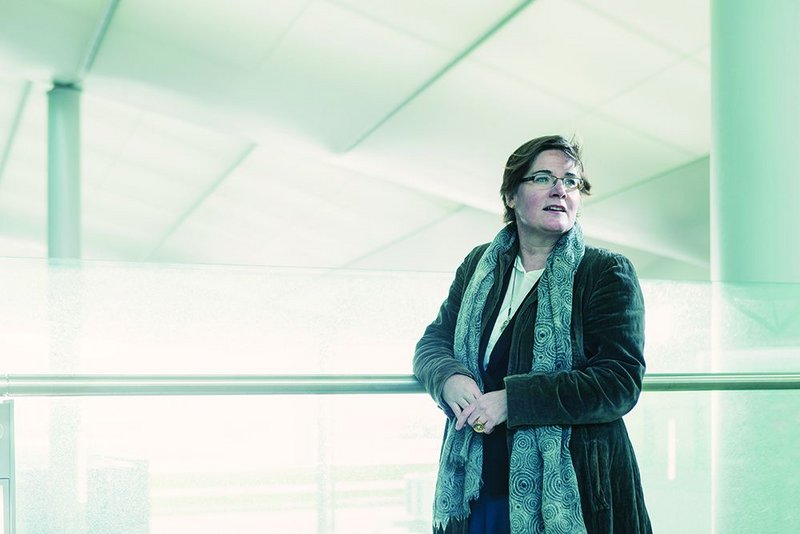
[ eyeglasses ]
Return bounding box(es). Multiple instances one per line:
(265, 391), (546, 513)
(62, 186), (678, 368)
(520, 172), (584, 191)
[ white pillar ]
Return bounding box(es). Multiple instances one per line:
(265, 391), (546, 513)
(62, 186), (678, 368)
(710, 2), (800, 532)
(47, 84), (82, 259)
(46, 83), (84, 533)
(711, 0), (800, 284)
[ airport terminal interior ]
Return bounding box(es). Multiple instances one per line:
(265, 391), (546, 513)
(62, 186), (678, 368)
(1, 0), (798, 532)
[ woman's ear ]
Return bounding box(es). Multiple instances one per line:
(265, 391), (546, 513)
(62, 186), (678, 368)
(504, 193), (515, 210)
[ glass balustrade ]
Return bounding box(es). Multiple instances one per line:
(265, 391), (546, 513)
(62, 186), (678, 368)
(6, 389), (799, 533)
(1, 257), (798, 533)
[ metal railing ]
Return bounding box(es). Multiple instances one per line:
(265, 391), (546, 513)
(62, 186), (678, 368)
(2, 371), (799, 533)
(3, 372), (800, 397)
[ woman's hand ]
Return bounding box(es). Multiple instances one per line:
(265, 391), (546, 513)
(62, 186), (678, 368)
(442, 374), (481, 418)
(456, 390), (508, 434)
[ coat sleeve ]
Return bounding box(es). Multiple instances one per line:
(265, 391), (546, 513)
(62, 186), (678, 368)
(413, 246), (484, 416)
(504, 253), (646, 427)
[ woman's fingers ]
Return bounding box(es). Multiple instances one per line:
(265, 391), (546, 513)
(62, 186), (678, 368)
(455, 390), (508, 434)
(447, 400), (462, 418)
(466, 410), (483, 428)
(443, 375), (502, 432)
(442, 375), (481, 417)
(475, 391), (508, 434)
(455, 402), (476, 431)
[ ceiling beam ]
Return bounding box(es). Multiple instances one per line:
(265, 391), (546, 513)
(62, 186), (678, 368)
(580, 221), (709, 268)
(61, 0), (122, 84)
(0, 80), (32, 186)
(584, 155), (709, 207)
(333, 205), (467, 270)
(341, 0), (537, 153)
(142, 143), (256, 261)
(338, 155), (710, 267)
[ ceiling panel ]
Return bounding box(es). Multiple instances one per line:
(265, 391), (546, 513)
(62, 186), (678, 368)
(573, 0), (710, 55)
(83, 0), (311, 135)
(81, 94), (145, 172)
(470, 0), (678, 109)
(564, 112), (696, 197)
(83, 186), (179, 260)
(585, 235), (709, 281)
(1, 125), (48, 198)
(0, 78), (24, 127)
(693, 46), (710, 67)
(232, 0), (457, 150)
(88, 0), (480, 152)
(339, 59), (584, 213)
(0, 234), (46, 258)
(598, 59), (710, 155)
(0, 0), (714, 280)
(81, 95), (250, 260)
(582, 156), (709, 265)
(0, 0), (107, 82)
(347, 206), (501, 272)
(88, 19), (247, 105)
(149, 146), (458, 267)
(104, 0), (310, 69)
(96, 114), (246, 186)
(0, 84), (47, 251)
(0, 78), (31, 196)
(328, 0), (521, 50)
(86, 161), (199, 228)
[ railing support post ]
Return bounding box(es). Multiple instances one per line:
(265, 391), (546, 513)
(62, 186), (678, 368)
(1, 401), (15, 533)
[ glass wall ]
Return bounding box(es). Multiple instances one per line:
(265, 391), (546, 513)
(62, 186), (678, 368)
(2, 258), (799, 533)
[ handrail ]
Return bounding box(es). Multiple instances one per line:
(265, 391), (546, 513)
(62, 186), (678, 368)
(3, 372), (800, 397)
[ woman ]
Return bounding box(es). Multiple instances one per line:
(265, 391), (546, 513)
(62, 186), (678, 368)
(414, 135), (651, 533)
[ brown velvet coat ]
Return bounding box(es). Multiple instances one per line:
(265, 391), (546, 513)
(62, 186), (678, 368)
(414, 240), (652, 533)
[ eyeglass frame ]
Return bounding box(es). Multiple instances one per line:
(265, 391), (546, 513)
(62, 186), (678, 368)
(519, 171), (585, 191)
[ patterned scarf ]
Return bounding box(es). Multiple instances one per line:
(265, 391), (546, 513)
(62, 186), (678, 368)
(433, 223), (587, 533)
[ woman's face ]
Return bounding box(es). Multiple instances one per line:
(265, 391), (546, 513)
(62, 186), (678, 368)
(505, 149), (582, 241)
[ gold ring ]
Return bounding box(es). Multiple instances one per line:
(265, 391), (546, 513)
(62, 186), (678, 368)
(472, 422), (485, 433)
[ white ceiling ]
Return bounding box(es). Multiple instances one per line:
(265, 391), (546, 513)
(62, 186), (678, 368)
(0, 0), (711, 280)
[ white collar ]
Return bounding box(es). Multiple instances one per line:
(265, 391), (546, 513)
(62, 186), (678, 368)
(514, 255), (545, 279)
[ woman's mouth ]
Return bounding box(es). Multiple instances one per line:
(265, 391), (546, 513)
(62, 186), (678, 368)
(543, 205), (566, 213)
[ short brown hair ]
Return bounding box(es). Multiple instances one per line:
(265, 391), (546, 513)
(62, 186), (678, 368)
(500, 135), (591, 224)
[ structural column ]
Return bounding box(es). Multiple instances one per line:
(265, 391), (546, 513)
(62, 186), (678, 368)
(47, 83), (82, 259)
(45, 83), (84, 532)
(710, 2), (800, 532)
(711, 0), (800, 284)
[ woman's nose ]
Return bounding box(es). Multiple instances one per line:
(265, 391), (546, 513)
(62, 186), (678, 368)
(550, 179), (567, 197)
